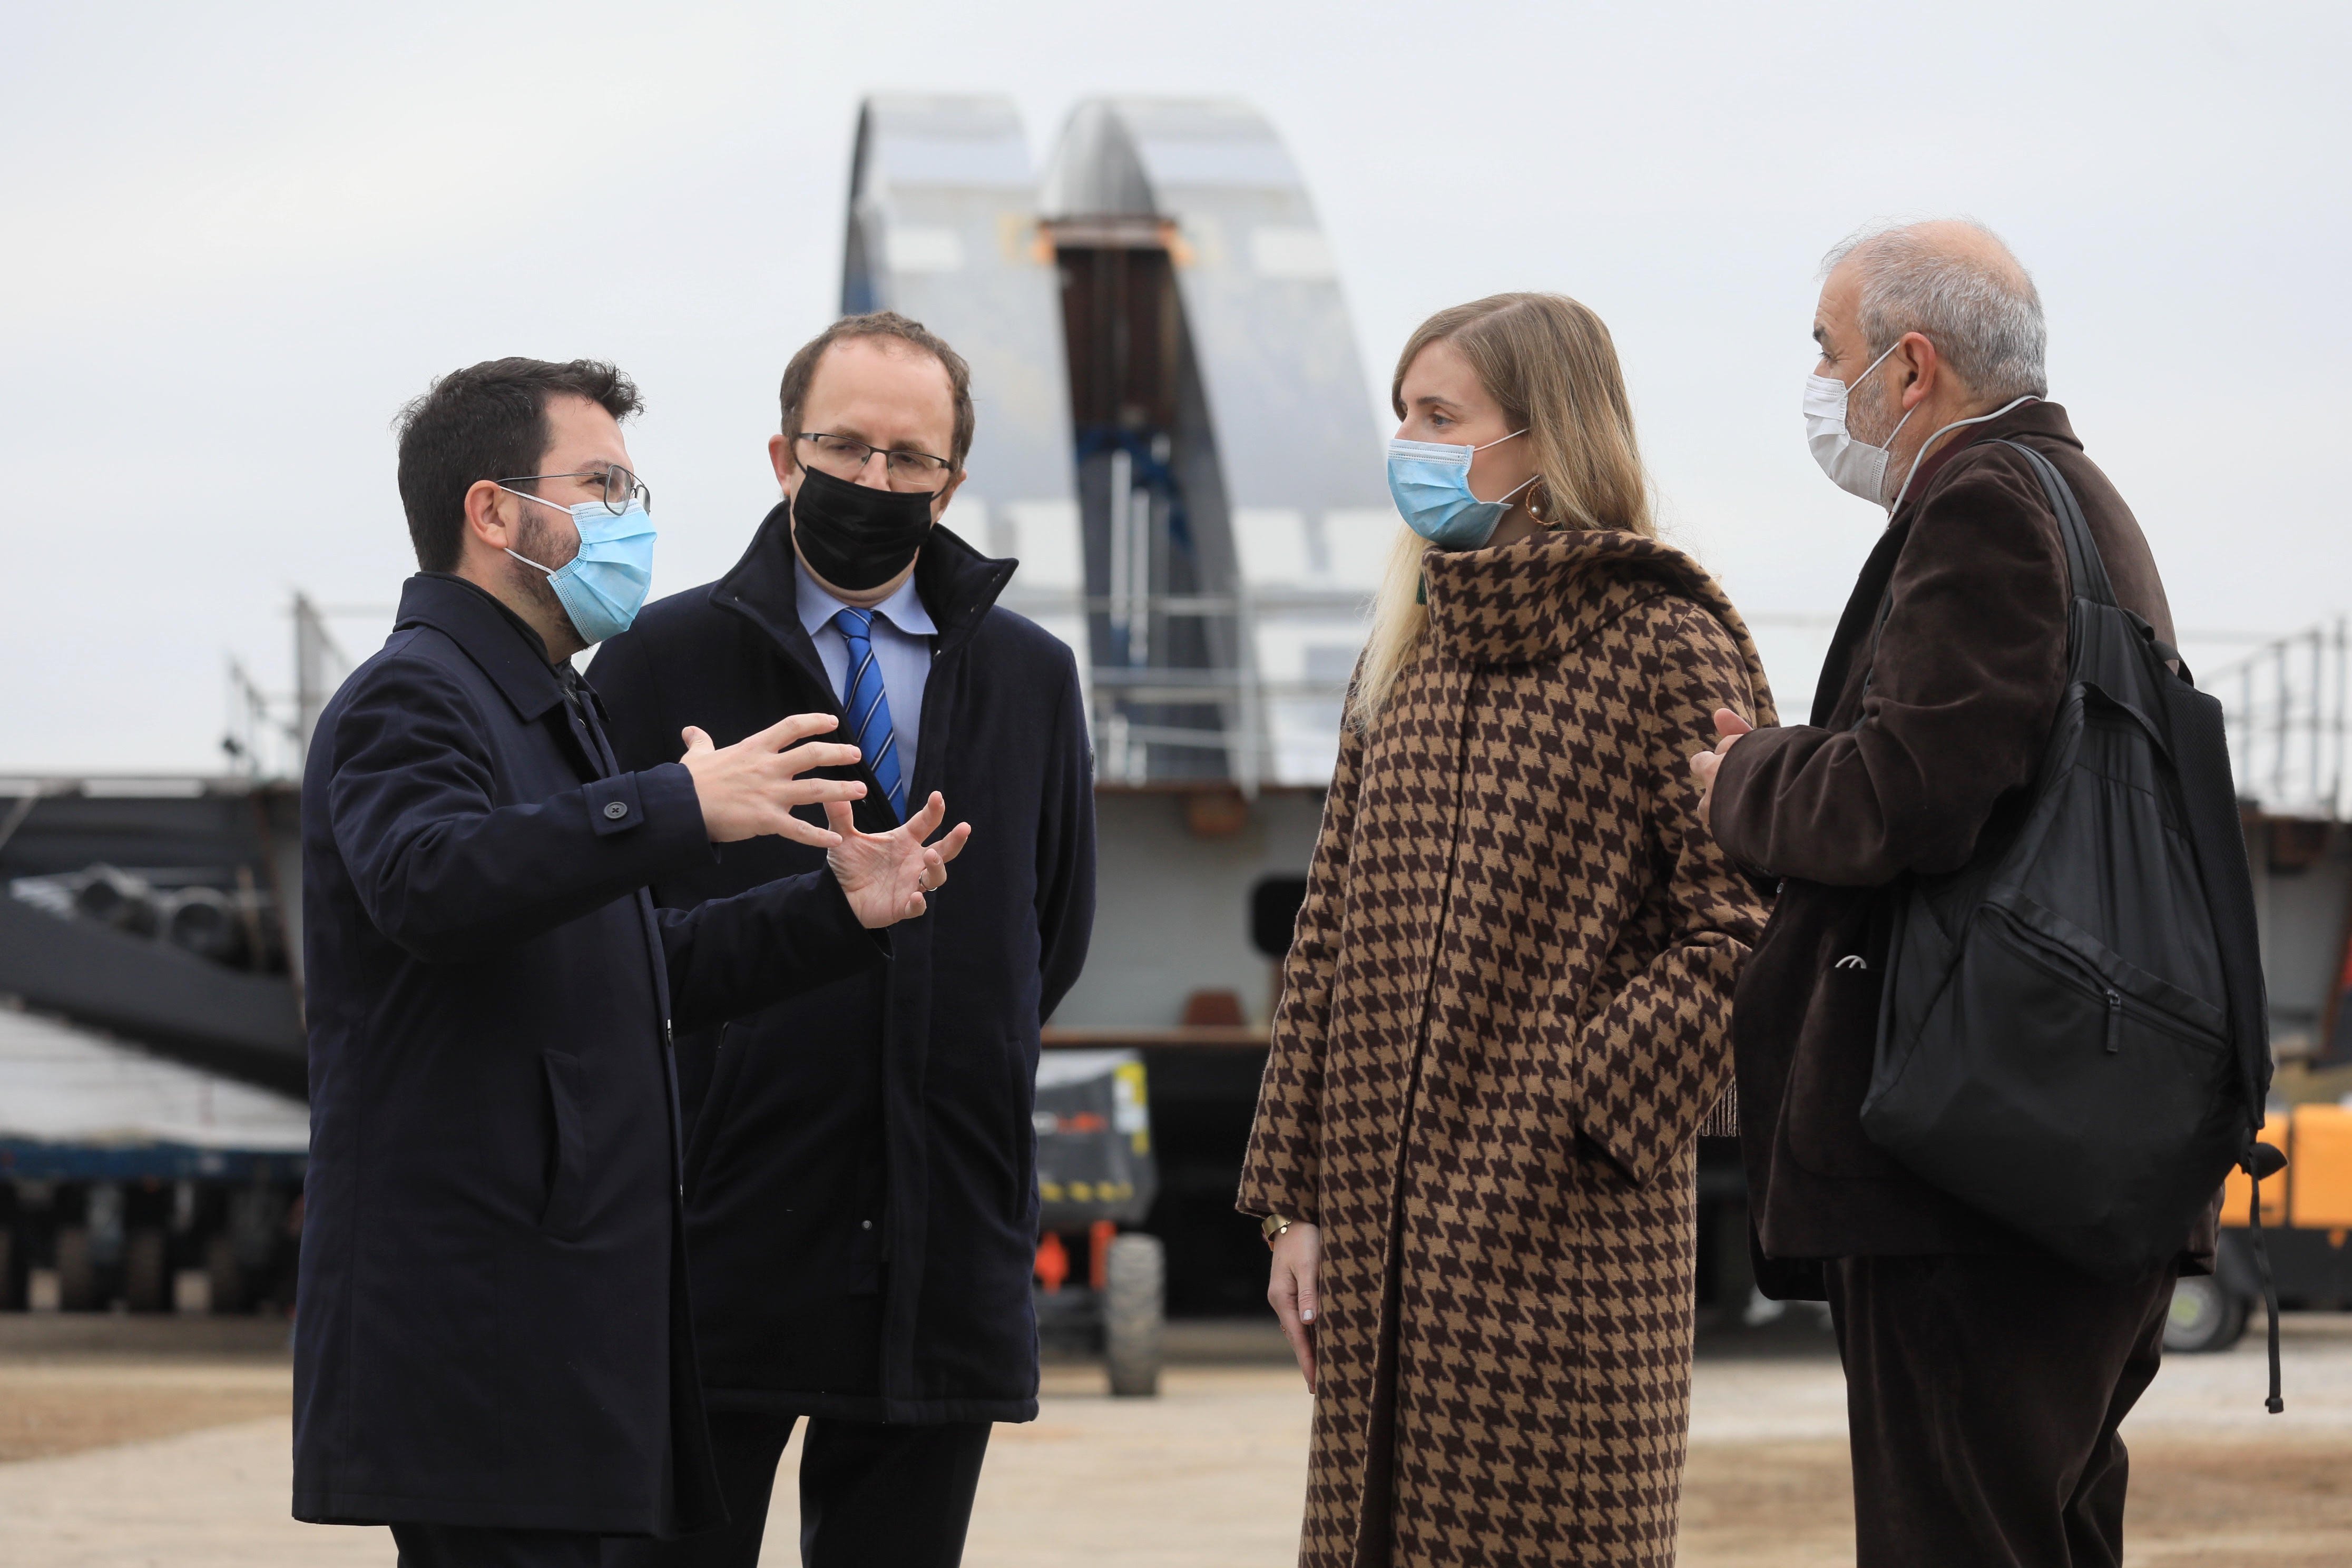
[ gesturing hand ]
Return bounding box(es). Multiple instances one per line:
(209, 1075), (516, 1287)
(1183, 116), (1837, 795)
(824, 791), (974, 929)
(1687, 708), (1753, 834)
(679, 714), (867, 848)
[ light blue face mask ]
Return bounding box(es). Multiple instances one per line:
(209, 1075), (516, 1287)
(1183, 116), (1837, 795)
(1385, 430), (1537, 550)
(498, 489), (657, 645)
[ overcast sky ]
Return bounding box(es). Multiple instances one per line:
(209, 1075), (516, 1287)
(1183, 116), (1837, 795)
(3, 0), (2343, 772)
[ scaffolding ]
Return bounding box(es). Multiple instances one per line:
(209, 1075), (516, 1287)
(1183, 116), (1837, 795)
(219, 594), (357, 783)
(997, 584), (1365, 790)
(846, 94), (1390, 796)
(2212, 619), (2349, 820)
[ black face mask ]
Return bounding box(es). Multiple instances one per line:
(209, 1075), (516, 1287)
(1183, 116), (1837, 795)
(790, 463), (938, 592)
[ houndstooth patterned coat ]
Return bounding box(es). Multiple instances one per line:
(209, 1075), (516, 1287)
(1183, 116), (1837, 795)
(1239, 526), (1776, 1567)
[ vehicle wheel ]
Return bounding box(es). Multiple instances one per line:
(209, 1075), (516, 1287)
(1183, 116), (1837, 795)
(55, 1228), (97, 1311)
(2163, 1275), (2247, 1354)
(1103, 1232), (1165, 1398)
(125, 1228), (168, 1312)
(205, 1233), (246, 1315)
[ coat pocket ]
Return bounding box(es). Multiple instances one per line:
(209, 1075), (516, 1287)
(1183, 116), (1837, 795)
(539, 1050), (592, 1241)
(1786, 959), (1908, 1180)
(1007, 1036), (1038, 1230)
(680, 1023), (741, 1198)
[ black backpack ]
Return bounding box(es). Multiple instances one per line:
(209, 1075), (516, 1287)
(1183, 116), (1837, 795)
(1857, 439), (2285, 1408)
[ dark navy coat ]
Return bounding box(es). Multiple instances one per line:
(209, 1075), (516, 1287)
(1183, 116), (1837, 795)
(589, 512), (1094, 1424)
(292, 574), (883, 1533)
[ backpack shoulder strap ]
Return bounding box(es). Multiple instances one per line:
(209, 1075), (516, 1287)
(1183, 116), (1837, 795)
(1851, 436), (2098, 724)
(1994, 439), (2118, 609)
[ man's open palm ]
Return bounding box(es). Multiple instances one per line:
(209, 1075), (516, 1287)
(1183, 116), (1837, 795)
(825, 792), (973, 928)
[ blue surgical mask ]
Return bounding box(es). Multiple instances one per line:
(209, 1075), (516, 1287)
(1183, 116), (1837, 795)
(1386, 430), (1537, 550)
(499, 490), (657, 645)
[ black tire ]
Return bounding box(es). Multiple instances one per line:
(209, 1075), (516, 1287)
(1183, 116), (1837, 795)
(55, 1228), (97, 1311)
(125, 1228), (168, 1312)
(205, 1232), (246, 1315)
(2163, 1274), (2248, 1354)
(1103, 1232), (1165, 1398)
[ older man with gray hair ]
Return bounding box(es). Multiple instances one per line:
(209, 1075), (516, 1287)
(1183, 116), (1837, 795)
(1691, 220), (2193, 1565)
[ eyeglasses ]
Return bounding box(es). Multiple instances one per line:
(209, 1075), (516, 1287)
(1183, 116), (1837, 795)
(498, 465), (653, 516)
(797, 432), (954, 491)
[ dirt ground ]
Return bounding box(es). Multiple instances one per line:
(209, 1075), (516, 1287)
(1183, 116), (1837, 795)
(0, 1357), (291, 1462)
(0, 1315), (2346, 1565)
(0, 1314), (293, 1462)
(1675, 1437), (2352, 1567)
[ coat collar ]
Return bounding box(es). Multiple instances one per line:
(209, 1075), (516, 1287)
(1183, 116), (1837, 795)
(1419, 526), (1777, 721)
(395, 573), (569, 722)
(711, 501), (1016, 671)
(1808, 521), (1911, 727)
(1806, 403), (2079, 723)
(1891, 398), (2079, 524)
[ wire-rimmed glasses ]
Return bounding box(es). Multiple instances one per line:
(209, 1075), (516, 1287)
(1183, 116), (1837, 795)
(797, 432), (954, 491)
(498, 465), (653, 515)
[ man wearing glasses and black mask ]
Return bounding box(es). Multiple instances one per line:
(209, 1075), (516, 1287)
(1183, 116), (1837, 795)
(592, 313), (1096, 1568)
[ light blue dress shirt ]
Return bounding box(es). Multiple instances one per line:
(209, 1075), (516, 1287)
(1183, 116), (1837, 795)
(795, 561), (938, 786)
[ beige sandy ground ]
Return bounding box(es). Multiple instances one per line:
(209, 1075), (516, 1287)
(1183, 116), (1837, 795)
(1, 1317), (2348, 1566)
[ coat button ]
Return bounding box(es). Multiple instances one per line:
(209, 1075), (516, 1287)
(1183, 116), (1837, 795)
(603, 800), (629, 820)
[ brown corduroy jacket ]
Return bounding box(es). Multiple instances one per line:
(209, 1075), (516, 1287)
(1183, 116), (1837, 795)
(1710, 400), (2192, 1287)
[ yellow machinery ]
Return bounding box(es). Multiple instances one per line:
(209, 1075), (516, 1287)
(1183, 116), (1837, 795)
(2168, 1104), (2352, 1350)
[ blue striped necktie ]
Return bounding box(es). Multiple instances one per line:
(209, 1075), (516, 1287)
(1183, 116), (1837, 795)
(833, 607), (906, 819)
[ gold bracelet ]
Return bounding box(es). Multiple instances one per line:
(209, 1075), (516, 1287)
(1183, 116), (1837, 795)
(1260, 1213), (1293, 1246)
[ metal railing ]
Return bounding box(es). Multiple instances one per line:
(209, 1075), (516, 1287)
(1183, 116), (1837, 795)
(2211, 620), (2349, 819)
(1001, 587), (1364, 789)
(998, 589), (1369, 619)
(1086, 668), (1354, 787)
(220, 596), (386, 781)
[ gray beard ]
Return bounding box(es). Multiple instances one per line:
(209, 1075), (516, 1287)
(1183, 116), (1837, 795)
(1845, 367), (1908, 505)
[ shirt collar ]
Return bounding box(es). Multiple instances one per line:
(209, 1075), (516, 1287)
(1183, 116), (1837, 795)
(794, 556), (938, 640)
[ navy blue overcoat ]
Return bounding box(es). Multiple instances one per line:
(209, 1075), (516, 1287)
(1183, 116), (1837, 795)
(590, 513), (1093, 1424)
(292, 573), (883, 1534)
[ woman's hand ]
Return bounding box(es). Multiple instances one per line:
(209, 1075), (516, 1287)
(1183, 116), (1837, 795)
(1267, 1221), (1322, 1391)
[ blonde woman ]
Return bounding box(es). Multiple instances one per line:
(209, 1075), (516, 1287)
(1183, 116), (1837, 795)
(1239, 293), (1775, 1567)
